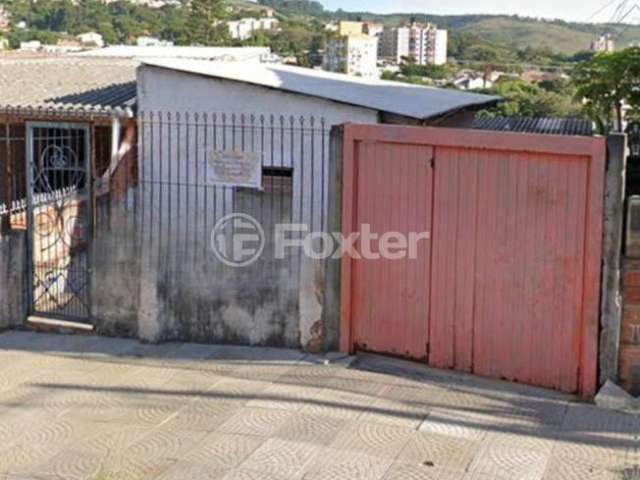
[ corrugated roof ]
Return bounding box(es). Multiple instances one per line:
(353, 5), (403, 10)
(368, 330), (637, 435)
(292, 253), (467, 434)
(0, 57), (138, 117)
(140, 59), (501, 121)
(73, 46), (271, 61)
(474, 117), (594, 137)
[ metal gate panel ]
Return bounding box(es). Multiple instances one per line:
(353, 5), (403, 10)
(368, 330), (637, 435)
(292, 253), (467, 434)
(346, 140), (433, 360)
(340, 124), (606, 397)
(26, 122), (92, 323)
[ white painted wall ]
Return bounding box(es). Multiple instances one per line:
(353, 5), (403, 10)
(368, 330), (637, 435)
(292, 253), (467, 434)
(137, 64), (378, 233)
(135, 64), (380, 346)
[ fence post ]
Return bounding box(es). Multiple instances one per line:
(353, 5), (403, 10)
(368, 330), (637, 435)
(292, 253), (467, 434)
(322, 125), (344, 351)
(1, 121), (12, 234)
(599, 133), (627, 385)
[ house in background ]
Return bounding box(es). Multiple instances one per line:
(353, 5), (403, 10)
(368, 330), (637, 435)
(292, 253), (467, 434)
(76, 32), (104, 48)
(72, 45), (272, 62)
(131, 59), (499, 347)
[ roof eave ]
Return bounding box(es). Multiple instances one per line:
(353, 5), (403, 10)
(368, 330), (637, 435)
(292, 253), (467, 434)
(0, 104), (136, 119)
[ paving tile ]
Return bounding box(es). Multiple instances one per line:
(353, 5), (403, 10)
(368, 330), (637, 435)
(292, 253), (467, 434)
(300, 448), (393, 480)
(467, 444), (550, 480)
(241, 438), (321, 478)
(162, 397), (241, 431)
(396, 431), (481, 470)
(217, 407), (293, 437)
(222, 469), (291, 480)
(358, 396), (429, 429)
(1, 331), (637, 480)
(273, 412), (346, 445)
(483, 430), (556, 454)
(328, 422), (414, 460)
(542, 455), (624, 480)
(381, 463), (465, 480)
(418, 409), (489, 441)
(247, 384), (325, 411)
(156, 462), (230, 480)
(298, 388), (373, 420)
(181, 433), (265, 470)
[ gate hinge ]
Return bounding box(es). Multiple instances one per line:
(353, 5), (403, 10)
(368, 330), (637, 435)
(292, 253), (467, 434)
(426, 342), (431, 358)
(429, 157), (435, 168)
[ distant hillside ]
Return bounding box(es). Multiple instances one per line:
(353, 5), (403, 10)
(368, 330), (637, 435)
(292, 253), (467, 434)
(258, 1), (640, 54)
(458, 17), (640, 53)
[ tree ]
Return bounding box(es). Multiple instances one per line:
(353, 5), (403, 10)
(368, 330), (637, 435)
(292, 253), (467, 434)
(572, 47), (640, 133)
(478, 78), (583, 118)
(186, 0), (229, 46)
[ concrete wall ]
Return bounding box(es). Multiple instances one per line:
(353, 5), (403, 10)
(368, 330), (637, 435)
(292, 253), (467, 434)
(0, 230), (26, 329)
(130, 65), (380, 349)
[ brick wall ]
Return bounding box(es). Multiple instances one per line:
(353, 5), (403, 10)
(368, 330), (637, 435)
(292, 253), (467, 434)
(621, 259), (640, 395)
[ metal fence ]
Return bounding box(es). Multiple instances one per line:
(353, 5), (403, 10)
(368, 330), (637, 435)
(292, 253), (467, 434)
(136, 111), (331, 267)
(0, 121), (27, 230)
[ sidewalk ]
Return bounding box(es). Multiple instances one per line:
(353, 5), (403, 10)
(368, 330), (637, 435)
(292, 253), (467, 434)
(0, 331), (637, 480)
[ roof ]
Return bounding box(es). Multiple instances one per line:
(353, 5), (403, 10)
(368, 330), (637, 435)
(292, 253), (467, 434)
(73, 46), (271, 61)
(0, 57), (137, 117)
(474, 117), (594, 137)
(140, 59), (501, 121)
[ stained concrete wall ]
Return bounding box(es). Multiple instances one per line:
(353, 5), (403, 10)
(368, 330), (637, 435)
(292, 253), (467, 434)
(91, 196), (141, 338)
(130, 65), (380, 350)
(0, 230), (27, 329)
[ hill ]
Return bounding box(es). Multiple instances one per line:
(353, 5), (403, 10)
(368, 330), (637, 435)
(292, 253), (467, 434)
(259, 1), (640, 54)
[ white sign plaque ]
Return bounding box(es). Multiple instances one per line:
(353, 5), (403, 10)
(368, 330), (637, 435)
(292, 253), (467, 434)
(206, 150), (262, 189)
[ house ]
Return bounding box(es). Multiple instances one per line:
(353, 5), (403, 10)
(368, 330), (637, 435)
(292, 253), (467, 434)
(227, 17), (280, 40)
(72, 45), (272, 62)
(474, 116), (594, 136)
(19, 41), (42, 52)
(137, 59), (499, 128)
(454, 72), (492, 90)
(76, 32), (104, 48)
(0, 56), (138, 325)
(131, 59), (499, 347)
(136, 36), (174, 47)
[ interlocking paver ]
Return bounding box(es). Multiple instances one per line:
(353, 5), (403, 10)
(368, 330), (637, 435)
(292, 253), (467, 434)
(0, 331), (635, 480)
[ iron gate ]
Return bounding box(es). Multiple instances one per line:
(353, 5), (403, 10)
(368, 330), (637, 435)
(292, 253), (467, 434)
(26, 122), (92, 323)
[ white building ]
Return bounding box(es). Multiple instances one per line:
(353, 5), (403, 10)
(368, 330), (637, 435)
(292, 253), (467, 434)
(591, 33), (615, 52)
(380, 23), (447, 66)
(136, 36), (174, 47)
(227, 17), (280, 40)
(71, 45), (272, 62)
(363, 22), (384, 38)
(0, 6), (10, 31)
(19, 41), (41, 52)
(454, 72), (492, 91)
(379, 26), (410, 64)
(77, 32), (105, 48)
(324, 34), (379, 78)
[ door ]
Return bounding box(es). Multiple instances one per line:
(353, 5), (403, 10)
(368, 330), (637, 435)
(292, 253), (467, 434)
(340, 124), (606, 396)
(26, 123), (92, 324)
(348, 141), (433, 360)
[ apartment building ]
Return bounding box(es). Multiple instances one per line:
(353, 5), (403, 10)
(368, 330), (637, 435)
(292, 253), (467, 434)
(227, 17), (280, 41)
(324, 33), (379, 78)
(380, 23), (448, 65)
(591, 33), (615, 52)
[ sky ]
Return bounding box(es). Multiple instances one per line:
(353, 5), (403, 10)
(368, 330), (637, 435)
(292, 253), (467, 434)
(317, 0), (628, 23)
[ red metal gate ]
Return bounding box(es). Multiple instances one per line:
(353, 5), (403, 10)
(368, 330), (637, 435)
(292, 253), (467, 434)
(340, 124), (606, 397)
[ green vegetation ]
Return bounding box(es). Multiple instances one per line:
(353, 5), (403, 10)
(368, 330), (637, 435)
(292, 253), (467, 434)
(246, 19), (325, 65)
(478, 78), (583, 118)
(573, 47), (640, 133)
(0, 0), (192, 45)
(186, 0), (230, 45)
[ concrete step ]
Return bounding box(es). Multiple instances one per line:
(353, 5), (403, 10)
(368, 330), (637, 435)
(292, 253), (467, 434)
(26, 316), (94, 334)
